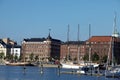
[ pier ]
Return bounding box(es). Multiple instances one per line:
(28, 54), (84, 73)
(60, 71), (104, 76)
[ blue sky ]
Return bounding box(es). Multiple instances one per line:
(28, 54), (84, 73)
(0, 0), (120, 44)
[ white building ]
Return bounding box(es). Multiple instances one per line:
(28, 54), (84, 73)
(0, 39), (8, 57)
(11, 46), (21, 59)
(0, 38), (21, 59)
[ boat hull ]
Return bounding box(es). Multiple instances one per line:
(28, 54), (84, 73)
(62, 63), (80, 69)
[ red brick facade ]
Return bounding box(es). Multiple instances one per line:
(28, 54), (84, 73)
(60, 36), (120, 64)
(86, 36), (120, 63)
(22, 36), (61, 62)
(60, 41), (85, 61)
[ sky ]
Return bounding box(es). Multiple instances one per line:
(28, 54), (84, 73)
(0, 0), (120, 44)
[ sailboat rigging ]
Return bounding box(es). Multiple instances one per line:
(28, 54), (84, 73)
(105, 12), (120, 78)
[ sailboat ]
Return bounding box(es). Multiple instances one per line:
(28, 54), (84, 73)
(61, 24), (82, 69)
(77, 24), (99, 74)
(105, 12), (120, 78)
(61, 24), (99, 70)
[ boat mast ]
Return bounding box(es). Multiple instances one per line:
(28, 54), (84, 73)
(89, 24), (91, 62)
(77, 24), (80, 63)
(112, 12), (117, 67)
(67, 24), (70, 61)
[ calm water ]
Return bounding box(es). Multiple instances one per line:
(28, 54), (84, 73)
(0, 65), (119, 80)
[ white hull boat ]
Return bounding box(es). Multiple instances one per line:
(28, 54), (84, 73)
(61, 61), (99, 69)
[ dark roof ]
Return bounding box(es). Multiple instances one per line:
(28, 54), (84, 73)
(51, 38), (61, 42)
(0, 39), (7, 48)
(13, 45), (21, 48)
(0, 39), (21, 48)
(24, 37), (61, 43)
(61, 41), (85, 45)
(24, 38), (46, 42)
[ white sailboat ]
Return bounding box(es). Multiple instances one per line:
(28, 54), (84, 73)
(61, 24), (99, 70)
(105, 12), (120, 78)
(76, 24), (99, 74)
(61, 24), (82, 69)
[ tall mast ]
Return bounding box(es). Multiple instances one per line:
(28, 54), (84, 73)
(112, 12), (117, 67)
(113, 12), (117, 36)
(77, 24), (80, 63)
(67, 24), (70, 61)
(49, 29), (51, 36)
(89, 24), (91, 62)
(67, 24), (70, 43)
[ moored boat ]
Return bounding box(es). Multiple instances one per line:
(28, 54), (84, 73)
(6, 62), (34, 66)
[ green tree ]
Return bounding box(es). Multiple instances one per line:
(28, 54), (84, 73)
(92, 52), (99, 62)
(29, 53), (34, 62)
(35, 55), (39, 62)
(14, 53), (18, 62)
(102, 55), (107, 63)
(48, 57), (52, 62)
(83, 53), (89, 61)
(73, 57), (77, 61)
(6, 53), (14, 61)
(0, 52), (4, 59)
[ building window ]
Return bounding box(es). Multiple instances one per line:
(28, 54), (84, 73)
(16, 50), (18, 52)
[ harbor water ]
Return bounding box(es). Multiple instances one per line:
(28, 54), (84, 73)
(0, 65), (119, 80)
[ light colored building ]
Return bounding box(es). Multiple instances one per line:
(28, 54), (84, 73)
(2, 38), (17, 45)
(0, 38), (20, 59)
(11, 45), (21, 59)
(0, 39), (8, 57)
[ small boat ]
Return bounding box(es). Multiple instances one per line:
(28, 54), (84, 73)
(61, 62), (80, 69)
(6, 62), (34, 66)
(105, 66), (120, 78)
(105, 13), (120, 78)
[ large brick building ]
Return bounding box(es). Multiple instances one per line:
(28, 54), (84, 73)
(21, 34), (61, 62)
(86, 36), (120, 64)
(60, 41), (85, 61)
(60, 36), (120, 64)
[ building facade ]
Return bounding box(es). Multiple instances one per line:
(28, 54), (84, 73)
(21, 35), (61, 62)
(85, 36), (120, 64)
(0, 38), (20, 59)
(60, 41), (85, 61)
(11, 45), (21, 59)
(0, 39), (8, 57)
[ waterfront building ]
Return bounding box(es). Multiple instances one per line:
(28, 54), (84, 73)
(0, 38), (20, 59)
(60, 41), (85, 61)
(0, 39), (8, 57)
(11, 45), (21, 59)
(86, 36), (120, 64)
(21, 34), (61, 62)
(2, 38), (17, 45)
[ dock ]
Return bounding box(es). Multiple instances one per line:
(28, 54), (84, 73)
(60, 71), (104, 76)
